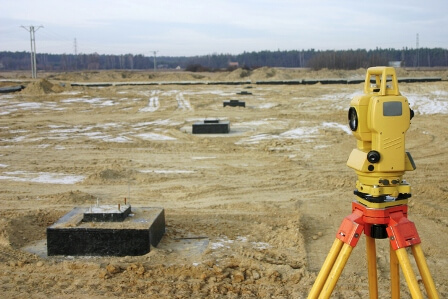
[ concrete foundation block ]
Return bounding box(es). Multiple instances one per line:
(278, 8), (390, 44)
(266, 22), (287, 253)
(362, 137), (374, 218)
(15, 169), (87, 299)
(223, 100), (245, 107)
(47, 207), (165, 256)
(192, 119), (230, 134)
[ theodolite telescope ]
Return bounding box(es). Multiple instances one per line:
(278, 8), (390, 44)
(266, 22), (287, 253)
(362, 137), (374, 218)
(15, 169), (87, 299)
(347, 66), (416, 208)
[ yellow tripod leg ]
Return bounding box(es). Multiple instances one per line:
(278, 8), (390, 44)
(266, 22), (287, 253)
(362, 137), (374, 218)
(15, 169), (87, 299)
(366, 235), (378, 299)
(411, 244), (439, 299)
(307, 239), (343, 299)
(390, 243), (400, 299)
(395, 247), (423, 299)
(319, 243), (353, 299)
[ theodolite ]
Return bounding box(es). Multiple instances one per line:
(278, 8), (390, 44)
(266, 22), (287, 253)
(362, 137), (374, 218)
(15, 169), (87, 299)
(308, 67), (439, 299)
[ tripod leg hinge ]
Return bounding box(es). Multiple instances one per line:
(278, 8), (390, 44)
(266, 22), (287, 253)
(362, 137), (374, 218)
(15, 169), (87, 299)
(336, 210), (364, 247)
(387, 211), (421, 250)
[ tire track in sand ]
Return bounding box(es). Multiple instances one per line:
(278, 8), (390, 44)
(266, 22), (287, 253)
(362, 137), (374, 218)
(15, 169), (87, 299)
(176, 92), (192, 110)
(139, 90), (160, 112)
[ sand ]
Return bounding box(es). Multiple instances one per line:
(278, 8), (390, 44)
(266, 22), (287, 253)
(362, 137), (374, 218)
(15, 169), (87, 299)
(0, 68), (447, 298)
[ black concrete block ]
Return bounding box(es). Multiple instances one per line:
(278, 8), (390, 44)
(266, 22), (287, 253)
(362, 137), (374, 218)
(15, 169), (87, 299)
(47, 207), (165, 256)
(192, 120), (230, 134)
(0, 85), (24, 93)
(223, 100), (245, 107)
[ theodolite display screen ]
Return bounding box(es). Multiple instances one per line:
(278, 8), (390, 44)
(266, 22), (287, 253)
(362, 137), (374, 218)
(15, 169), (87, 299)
(383, 101), (402, 116)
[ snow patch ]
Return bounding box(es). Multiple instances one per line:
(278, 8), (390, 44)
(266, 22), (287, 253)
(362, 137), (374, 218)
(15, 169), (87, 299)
(407, 93), (448, 115)
(237, 121), (350, 144)
(139, 169), (195, 174)
(0, 171), (84, 184)
(191, 156), (216, 160)
(258, 103), (277, 109)
(176, 92), (192, 110)
(322, 122), (352, 134)
(136, 133), (176, 141)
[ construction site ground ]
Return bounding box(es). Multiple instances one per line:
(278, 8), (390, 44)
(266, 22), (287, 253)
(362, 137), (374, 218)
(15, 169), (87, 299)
(0, 67), (447, 298)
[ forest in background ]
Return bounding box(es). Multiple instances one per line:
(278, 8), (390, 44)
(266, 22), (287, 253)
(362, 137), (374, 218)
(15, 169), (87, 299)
(1, 48), (447, 72)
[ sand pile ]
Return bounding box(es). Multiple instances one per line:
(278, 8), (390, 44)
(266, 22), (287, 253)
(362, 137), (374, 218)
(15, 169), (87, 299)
(84, 165), (135, 184)
(1, 210), (63, 250)
(222, 68), (251, 80)
(250, 67), (295, 81)
(47, 190), (96, 204)
(213, 67), (298, 81)
(0, 218), (9, 247)
(21, 79), (64, 94)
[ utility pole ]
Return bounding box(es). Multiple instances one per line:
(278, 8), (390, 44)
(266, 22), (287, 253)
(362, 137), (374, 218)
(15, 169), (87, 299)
(416, 33), (419, 68)
(152, 50), (159, 71)
(74, 38), (78, 70)
(21, 25), (43, 78)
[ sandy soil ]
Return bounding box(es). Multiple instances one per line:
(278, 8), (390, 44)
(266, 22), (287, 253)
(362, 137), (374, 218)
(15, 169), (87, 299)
(0, 68), (447, 298)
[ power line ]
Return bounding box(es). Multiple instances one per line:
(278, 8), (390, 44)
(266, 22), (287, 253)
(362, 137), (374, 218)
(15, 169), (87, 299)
(35, 27), (76, 53)
(21, 25), (43, 78)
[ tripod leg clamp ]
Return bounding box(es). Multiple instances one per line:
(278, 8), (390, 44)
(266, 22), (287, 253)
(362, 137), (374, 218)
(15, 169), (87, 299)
(387, 211), (421, 250)
(336, 209), (364, 247)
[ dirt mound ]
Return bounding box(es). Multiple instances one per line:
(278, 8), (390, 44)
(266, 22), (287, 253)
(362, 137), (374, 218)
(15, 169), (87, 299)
(21, 78), (64, 94)
(249, 67), (299, 81)
(0, 218), (9, 247)
(47, 190), (96, 204)
(250, 67), (278, 80)
(84, 165), (134, 184)
(0, 209), (64, 250)
(223, 68), (252, 80)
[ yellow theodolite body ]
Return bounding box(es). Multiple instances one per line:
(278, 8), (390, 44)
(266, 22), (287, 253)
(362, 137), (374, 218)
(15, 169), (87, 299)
(347, 67), (416, 208)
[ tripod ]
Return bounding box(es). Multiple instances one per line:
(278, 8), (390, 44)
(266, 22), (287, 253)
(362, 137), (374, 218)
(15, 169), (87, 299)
(307, 200), (439, 299)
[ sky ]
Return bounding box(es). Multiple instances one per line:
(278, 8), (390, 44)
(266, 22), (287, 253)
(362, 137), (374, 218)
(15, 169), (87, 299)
(1, 0), (447, 57)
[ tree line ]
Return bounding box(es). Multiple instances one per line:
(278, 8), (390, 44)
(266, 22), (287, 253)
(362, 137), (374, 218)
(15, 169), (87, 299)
(1, 48), (447, 72)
